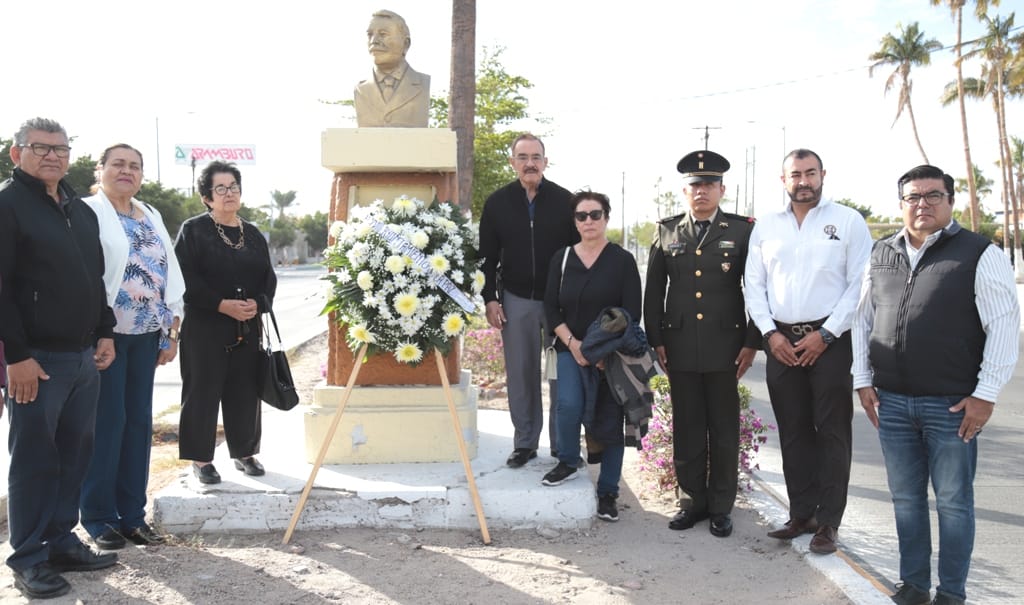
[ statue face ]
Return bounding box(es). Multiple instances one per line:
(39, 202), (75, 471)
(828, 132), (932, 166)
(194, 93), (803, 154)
(367, 16), (408, 70)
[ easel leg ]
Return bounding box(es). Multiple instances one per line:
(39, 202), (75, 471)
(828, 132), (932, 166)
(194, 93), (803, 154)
(435, 349), (491, 545)
(282, 343), (368, 544)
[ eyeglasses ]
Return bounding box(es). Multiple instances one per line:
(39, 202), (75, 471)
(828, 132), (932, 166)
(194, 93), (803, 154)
(213, 184), (241, 196)
(18, 143), (72, 158)
(574, 210), (606, 222)
(901, 191), (949, 206)
(514, 154), (544, 163)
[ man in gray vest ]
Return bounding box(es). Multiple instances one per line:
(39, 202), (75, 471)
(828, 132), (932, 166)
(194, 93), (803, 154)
(853, 164), (1019, 605)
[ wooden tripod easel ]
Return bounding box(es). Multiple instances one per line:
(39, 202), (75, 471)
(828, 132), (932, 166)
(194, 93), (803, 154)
(282, 344), (491, 545)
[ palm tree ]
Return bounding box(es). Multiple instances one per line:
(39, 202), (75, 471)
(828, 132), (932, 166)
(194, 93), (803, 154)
(955, 164), (994, 200)
(928, 0), (1000, 230)
(270, 189), (297, 220)
(965, 13), (1023, 259)
(869, 22), (943, 163)
(450, 0), (476, 213)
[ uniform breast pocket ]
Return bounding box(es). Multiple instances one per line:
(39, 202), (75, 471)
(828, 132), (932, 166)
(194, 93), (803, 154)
(807, 239), (845, 269)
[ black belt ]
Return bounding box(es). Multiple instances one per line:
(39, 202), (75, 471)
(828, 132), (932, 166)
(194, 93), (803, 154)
(775, 318), (827, 336)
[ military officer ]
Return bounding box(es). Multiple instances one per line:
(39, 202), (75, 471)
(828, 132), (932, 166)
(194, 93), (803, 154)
(643, 149), (760, 538)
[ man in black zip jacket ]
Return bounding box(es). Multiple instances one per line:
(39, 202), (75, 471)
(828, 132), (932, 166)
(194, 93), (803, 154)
(0, 118), (118, 599)
(478, 133), (577, 467)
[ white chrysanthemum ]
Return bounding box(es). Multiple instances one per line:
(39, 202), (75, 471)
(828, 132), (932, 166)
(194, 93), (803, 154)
(442, 313), (465, 337)
(394, 292), (420, 317)
(410, 231), (429, 249)
(348, 324), (376, 344)
(428, 254), (450, 274)
(394, 342), (423, 363)
(472, 270), (485, 293)
(337, 268), (352, 284)
(356, 270), (374, 290)
(384, 255), (406, 274)
(392, 196), (417, 218)
(329, 220), (346, 239)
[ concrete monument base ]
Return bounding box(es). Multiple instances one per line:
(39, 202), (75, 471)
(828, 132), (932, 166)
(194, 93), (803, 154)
(152, 408), (595, 535)
(304, 370), (478, 464)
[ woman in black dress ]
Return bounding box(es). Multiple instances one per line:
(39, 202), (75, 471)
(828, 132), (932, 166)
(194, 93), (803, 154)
(174, 161), (276, 484)
(541, 191), (642, 522)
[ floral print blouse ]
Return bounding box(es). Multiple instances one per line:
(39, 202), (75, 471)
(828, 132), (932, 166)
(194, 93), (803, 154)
(114, 212), (172, 346)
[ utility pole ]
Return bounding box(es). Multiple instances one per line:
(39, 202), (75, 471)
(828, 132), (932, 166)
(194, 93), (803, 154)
(692, 125), (721, 150)
(155, 117), (162, 183)
(621, 171), (626, 248)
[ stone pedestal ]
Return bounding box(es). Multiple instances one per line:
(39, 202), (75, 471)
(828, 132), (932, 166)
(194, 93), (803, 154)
(304, 371), (478, 464)
(311, 127), (475, 464)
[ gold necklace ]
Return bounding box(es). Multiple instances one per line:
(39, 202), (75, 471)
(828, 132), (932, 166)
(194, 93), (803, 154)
(211, 214), (245, 249)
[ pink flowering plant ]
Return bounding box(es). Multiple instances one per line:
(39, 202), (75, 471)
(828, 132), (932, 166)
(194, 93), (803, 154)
(637, 375), (774, 497)
(461, 323), (506, 387)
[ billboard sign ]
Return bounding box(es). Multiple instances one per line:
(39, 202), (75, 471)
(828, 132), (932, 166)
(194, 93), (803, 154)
(174, 144), (257, 165)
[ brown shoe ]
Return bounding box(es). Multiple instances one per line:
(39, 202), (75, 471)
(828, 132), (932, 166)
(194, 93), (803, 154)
(767, 517), (818, 540)
(808, 525), (838, 555)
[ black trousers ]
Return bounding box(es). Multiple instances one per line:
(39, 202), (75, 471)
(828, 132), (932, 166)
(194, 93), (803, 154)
(765, 331), (853, 528)
(669, 370), (740, 515)
(178, 312), (262, 462)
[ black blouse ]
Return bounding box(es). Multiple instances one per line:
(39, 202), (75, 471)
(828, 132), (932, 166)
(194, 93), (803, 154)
(544, 243), (642, 353)
(174, 213), (277, 321)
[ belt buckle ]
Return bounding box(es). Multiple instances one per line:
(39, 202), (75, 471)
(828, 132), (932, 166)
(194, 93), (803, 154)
(790, 323), (814, 336)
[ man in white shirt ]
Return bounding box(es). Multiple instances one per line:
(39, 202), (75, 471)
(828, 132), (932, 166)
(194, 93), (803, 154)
(745, 149), (872, 555)
(852, 165), (1018, 605)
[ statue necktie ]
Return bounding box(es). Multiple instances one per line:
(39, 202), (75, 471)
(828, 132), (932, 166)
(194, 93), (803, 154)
(381, 76), (397, 101)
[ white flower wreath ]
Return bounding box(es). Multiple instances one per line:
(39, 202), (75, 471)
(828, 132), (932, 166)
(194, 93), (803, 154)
(322, 196), (484, 364)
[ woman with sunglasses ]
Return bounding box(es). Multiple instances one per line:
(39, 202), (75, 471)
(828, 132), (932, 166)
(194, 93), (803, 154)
(80, 144), (184, 549)
(541, 191), (642, 522)
(174, 161), (276, 485)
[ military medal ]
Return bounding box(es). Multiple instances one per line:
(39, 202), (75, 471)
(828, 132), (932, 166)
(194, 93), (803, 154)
(721, 262), (731, 273)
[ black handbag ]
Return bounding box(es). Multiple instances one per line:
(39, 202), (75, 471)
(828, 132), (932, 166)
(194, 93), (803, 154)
(259, 297), (299, 411)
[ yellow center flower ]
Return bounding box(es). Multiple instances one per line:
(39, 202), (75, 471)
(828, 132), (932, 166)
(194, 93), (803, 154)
(356, 271), (374, 290)
(394, 292), (420, 317)
(348, 324), (376, 343)
(385, 255), (406, 274)
(394, 342), (423, 363)
(442, 313), (465, 337)
(429, 254), (450, 274)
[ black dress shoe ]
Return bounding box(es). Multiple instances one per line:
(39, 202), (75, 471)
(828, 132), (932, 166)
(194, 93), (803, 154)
(506, 448), (537, 468)
(193, 463), (221, 484)
(234, 456), (266, 476)
(710, 514), (733, 538)
(94, 527), (126, 550)
(49, 542), (118, 572)
(127, 524), (166, 546)
(12, 564), (70, 599)
(668, 508), (710, 530)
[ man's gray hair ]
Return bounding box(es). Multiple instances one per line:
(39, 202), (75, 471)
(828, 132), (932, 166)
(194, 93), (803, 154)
(14, 117), (68, 145)
(372, 9), (411, 42)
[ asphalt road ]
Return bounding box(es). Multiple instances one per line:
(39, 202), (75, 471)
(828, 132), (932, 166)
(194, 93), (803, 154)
(746, 284), (1024, 604)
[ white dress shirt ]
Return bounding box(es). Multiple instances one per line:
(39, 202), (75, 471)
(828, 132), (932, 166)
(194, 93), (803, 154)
(852, 222), (1020, 402)
(745, 198), (873, 337)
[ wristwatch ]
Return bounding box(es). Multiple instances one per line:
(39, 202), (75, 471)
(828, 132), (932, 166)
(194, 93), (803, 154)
(762, 329), (778, 344)
(818, 327), (836, 345)
(167, 328), (180, 343)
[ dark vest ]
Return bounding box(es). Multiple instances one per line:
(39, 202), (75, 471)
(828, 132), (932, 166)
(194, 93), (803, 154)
(868, 226), (990, 396)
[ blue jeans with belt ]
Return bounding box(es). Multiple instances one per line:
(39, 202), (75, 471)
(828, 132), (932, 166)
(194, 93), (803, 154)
(555, 351), (623, 497)
(80, 331), (161, 538)
(876, 389), (977, 602)
(6, 348), (99, 572)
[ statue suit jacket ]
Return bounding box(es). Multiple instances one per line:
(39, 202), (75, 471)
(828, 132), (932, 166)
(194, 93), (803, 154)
(353, 64), (430, 127)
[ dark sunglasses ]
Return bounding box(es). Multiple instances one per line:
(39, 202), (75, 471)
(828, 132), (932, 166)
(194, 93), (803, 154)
(574, 210), (605, 222)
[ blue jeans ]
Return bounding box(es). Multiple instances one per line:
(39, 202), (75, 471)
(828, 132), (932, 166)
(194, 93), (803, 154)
(877, 389), (977, 602)
(555, 352), (623, 497)
(6, 348), (99, 572)
(81, 331), (161, 537)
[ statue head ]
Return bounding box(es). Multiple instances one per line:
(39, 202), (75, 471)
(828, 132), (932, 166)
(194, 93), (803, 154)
(367, 9), (411, 72)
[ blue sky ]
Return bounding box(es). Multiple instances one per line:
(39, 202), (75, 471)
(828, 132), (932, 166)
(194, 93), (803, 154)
(3, 0), (1020, 227)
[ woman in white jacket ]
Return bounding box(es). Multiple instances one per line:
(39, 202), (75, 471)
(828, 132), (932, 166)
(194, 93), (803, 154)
(81, 144), (185, 550)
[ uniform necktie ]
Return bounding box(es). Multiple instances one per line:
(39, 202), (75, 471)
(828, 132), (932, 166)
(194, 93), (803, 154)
(696, 220), (710, 241)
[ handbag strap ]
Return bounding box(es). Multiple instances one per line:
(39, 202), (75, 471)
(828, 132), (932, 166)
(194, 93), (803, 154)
(550, 247), (571, 348)
(260, 294), (283, 349)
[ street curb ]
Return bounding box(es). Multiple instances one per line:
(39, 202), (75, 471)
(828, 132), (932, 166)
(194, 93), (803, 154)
(746, 470), (894, 605)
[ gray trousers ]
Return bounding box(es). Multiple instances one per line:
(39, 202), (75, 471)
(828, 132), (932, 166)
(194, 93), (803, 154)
(501, 291), (558, 451)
